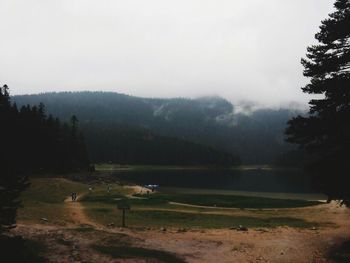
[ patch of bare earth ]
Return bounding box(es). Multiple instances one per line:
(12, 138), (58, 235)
(13, 224), (145, 263)
(133, 203), (350, 263)
(64, 195), (101, 229)
(13, 189), (350, 263)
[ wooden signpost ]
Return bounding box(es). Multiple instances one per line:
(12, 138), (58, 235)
(117, 200), (130, 227)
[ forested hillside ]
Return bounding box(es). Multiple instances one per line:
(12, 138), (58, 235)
(1, 84), (90, 236)
(1, 87), (90, 174)
(83, 124), (239, 165)
(14, 91), (301, 164)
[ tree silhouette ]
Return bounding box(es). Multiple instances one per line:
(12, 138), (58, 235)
(286, 0), (350, 205)
(0, 84), (90, 233)
(70, 115), (78, 137)
(0, 84), (29, 233)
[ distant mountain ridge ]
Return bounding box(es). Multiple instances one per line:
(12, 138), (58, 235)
(13, 91), (302, 164)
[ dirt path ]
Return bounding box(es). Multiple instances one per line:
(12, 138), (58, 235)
(64, 195), (101, 229)
(13, 187), (350, 263)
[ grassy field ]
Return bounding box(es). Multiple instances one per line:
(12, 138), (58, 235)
(94, 163), (294, 172)
(18, 178), (126, 224)
(94, 163), (304, 172)
(81, 189), (322, 209)
(160, 187), (327, 201)
(18, 177), (323, 229)
(14, 176), (344, 263)
(94, 163), (229, 171)
(133, 193), (321, 208)
(81, 193), (323, 230)
(84, 203), (317, 229)
(18, 178), (87, 224)
(80, 183), (322, 229)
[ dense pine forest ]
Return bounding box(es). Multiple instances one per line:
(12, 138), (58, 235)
(83, 124), (239, 165)
(3, 88), (239, 166)
(14, 91), (300, 164)
(0, 85), (90, 174)
(1, 84), (90, 239)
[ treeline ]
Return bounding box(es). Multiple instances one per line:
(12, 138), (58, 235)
(0, 84), (89, 234)
(0, 85), (89, 174)
(1, 87), (238, 167)
(14, 91), (299, 164)
(83, 124), (240, 166)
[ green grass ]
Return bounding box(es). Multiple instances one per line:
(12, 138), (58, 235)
(81, 192), (126, 203)
(18, 178), (129, 223)
(18, 178), (88, 223)
(145, 193), (320, 208)
(95, 163), (125, 171)
(94, 163), (242, 171)
(18, 202), (68, 223)
(21, 178), (87, 204)
(18, 177), (323, 230)
(93, 245), (186, 263)
(160, 187), (326, 201)
(128, 210), (317, 228)
(83, 192), (321, 209)
(84, 205), (317, 229)
(94, 163), (192, 171)
(81, 187), (322, 229)
(21, 178), (129, 204)
(94, 164), (287, 171)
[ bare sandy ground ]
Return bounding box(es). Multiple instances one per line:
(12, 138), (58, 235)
(64, 195), (101, 229)
(130, 202), (350, 263)
(13, 188), (350, 263)
(125, 185), (155, 194)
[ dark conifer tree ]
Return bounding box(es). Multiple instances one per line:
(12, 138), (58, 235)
(0, 85), (29, 233)
(1, 85), (90, 233)
(286, 0), (350, 205)
(70, 115), (78, 137)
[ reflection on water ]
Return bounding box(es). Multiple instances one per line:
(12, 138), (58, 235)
(113, 168), (317, 194)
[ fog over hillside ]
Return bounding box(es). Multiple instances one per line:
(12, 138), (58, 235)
(14, 91), (304, 164)
(1, 1), (334, 107)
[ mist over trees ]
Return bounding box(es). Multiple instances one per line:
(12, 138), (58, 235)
(286, 0), (350, 205)
(14, 92), (298, 165)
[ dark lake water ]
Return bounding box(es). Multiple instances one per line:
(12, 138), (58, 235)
(112, 168), (318, 194)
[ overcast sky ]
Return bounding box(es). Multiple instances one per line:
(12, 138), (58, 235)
(0, 0), (334, 108)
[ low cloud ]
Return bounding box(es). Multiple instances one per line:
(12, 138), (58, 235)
(0, 0), (334, 108)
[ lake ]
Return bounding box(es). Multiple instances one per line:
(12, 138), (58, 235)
(111, 168), (326, 200)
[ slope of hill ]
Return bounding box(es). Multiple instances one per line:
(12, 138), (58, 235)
(13, 92), (301, 164)
(82, 124), (239, 165)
